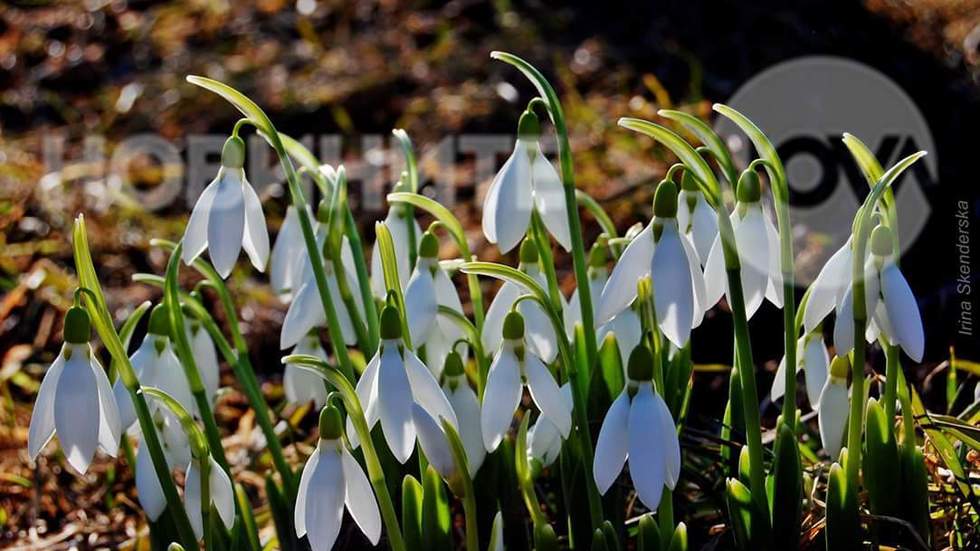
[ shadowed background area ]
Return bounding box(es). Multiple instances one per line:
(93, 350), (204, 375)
(0, 0), (978, 548)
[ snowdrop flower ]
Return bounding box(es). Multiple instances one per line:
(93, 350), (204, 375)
(184, 454), (235, 539)
(370, 202), (422, 299)
(270, 205), (312, 296)
(350, 306), (458, 463)
(28, 306), (121, 474)
(770, 331), (830, 408)
(135, 441), (166, 521)
(284, 331), (329, 408)
(280, 238), (363, 350)
(404, 231), (466, 376)
(818, 355), (851, 459)
(296, 405), (381, 551)
(186, 316), (220, 403)
(183, 135), (269, 278)
(527, 383), (573, 473)
(483, 239), (563, 363)
(802, 237), (854, 334)
(566, 243), (643, 364)
(834, 225), (924, 362)
(482, 109), (570, 254)
(113, 305), (197, 432)
(482, 311), (571, 452)
(596, 180), (706, 348)
(593, 344), (681, 511)
(703, 170), (783, 319)
(412, 404), (465, 495)
(441, 351), (485, 476)
(677, 171), (718, 265)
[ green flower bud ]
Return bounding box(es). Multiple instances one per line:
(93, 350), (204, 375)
(519, 238), (539, 265)
(518, 109), (541, 140)
(443, 350), (465, 377)
(380, 305), (402, 340)
(736, 169), (761, 203)
(870, 224), (894, 257)
(830, 355), (850, 380)
(221, 135), (246, 169)
(627, 344), (654, 381)
(588, 241), (608, 268)
(502, 311), (525, 340)
(147, 304), (171, 338)
(653, 180), (679, 218)
(318, 404), (344, 440)
(533, 522), (559, 551)
(419, 231), (439, 259)
(63, 306), (91, 344)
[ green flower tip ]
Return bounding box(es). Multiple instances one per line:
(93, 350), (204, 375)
(379, 305), (402, 340)
(63, 306), (91, 344)
(830, 355), (850, 380)
(443, 350), (465, 377)
(147, 304), (171, 338)
(653, 180), (678, 218)
(316, 197), (331, 223)
(517, 109), (541, 140)
(519, 238), (539, 264)
(588, 241), (608, 268)
(318, 404), (344, 440)
(870, 224), (894, 257)
(533, 522), (558, 551)
(419, 231), (439, 259)
(502, 311), (525, 340)
(627, 344), (654, 381)
(221, 135), (246, 169)
(736, 169), (761, 203)
(681, 170), (699, 191)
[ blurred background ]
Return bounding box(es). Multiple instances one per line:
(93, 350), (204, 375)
(1, 0), (979, 548)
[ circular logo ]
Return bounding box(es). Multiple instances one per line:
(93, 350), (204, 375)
(715, 56), (936, 285)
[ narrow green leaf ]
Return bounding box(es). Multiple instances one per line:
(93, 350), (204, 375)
(658, 109), (738, 187)
(401, 475), (424, 551)
(387, 192), (467, 253)
(186, 76), (277, 141)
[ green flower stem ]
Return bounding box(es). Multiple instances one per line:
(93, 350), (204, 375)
(529, 210), (564, 309)
(283, 356), (405, 551)
(72, 216), (198, 549)
(883, 344), (900, 434)
(163, 243), (229, 473)
(186, 76), (355, 382)
(345, 206), (380, 350)
(393, 129), (421, 273)
(437, 306), (489, 394)
(514, 415), (547, 526)
(492, 51), (598, 372)
(574, 189), (618, 241)
(442, 421), (479, 551)
(329, 248), (371, 354)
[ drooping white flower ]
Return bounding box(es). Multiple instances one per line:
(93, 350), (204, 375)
(411, 404), (461, 489)
(802, 237), (854, 334)
(818, 356), (851, 459)
(527, 383), (573, 470)
(677, 172), (718, 265)
(593, 345), (680, 511)
(483, 239), (564, 363)
(184, 454), (235, 539)
(135, 441), (166, 521)
(296, 406), (381, 551)
(770, 331), (830, 408)
(270, 205), (313, 296)
(28, 307), (121, 474)
(482, 109), (570, 254)
(596, 181), (706, 348)
(833, 225), (924, 362)
(482, 311), (571, 452)
(370, 205), (422, 299)
(349, 306), (458, 463)
(703, 171), (782, 320)
(182, 135), (269, 278)
(280, 237), (363, 350)
(284, 331), (330, 408)
(441, 352), (485, 476)
(186, 318), (220, 404)
(403, 231), (467, 376)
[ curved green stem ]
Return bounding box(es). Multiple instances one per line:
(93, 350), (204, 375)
(442, 420), (479, 551)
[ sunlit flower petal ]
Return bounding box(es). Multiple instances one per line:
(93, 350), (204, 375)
(341, 447), (381, 544)
(523, 355), (571, 438)
(481, 345), (523, 452)
(412, 404), (457, 479)
(593, 390), (630, 494)
(818, 377), (849, 459)
(597, 224), (654, 325)
(483, 141), (533, 254)
(241, 175), (270, 271)
(652, 222), (695, 347)
(530, 146), (571, 250)
(378, 346), (416, 463)
(206, 168), (246, 278)
(28, 352), (65, 460)
(628, 383), (666, 510)
(879, 263), (925, 362)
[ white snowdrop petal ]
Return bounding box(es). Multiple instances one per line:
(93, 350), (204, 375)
(528, 416), (563, 468)
(90, 356), (121, 457)
(489, 511), (504, 551)
(325, 271), (358, 347)
(280, 281), (326, 350)
(209, 457), (236, 529)
(348, 351), (381, 449)
(691, 194), (718, 265)
(833, 289), (855, 357)
(702, 234), (727, 308)
(680, 233), (707, 327)
(628, 385), (666, 510)
(593, 390), (630, 494)
(405, 352), (458, 429)
(447, 384), (486, 476)
(405, 267), (438, 345)
(803, 240), (852, 333)
(241, 178), (270, 272)
(524, 354), (571, 437)
(294, 446), (321, 536)
(653, 392), (681, 488)
(284, 363), (328, 409)
(184, 460), (204, 539)
(182, 177), (219, 265)
(305, 449), (346, 551)
(520, 296), (559, 364)
(735, 206), (769, 319)
(378, 347), (416, 463)
(189, 327), (221, 401)
(597, 224), (654, 325)
(763, 210), (784, 308)
(207, 170), (246, 278)
(270, 206), (304, 293)
(481, 348), (523, 452)
(482, 281), (521, 356)
(818, 380), (850, 459)
(652, 225), (694, 347)
(28, 352), (64, 460)
(135, 443), (167, 521)
(54, 353), (100, 474)
(412, 404), (456, 478)
(483, 142), (533, 253)
(342, 449), (382, 544)
(803, 335), (830, 408)
(881, 264), (925, 362)
(771, 354), (789, 403)
(531, 149), (571, 250)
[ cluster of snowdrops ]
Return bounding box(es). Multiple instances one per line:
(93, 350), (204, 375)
(27, 53), (931, 551)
